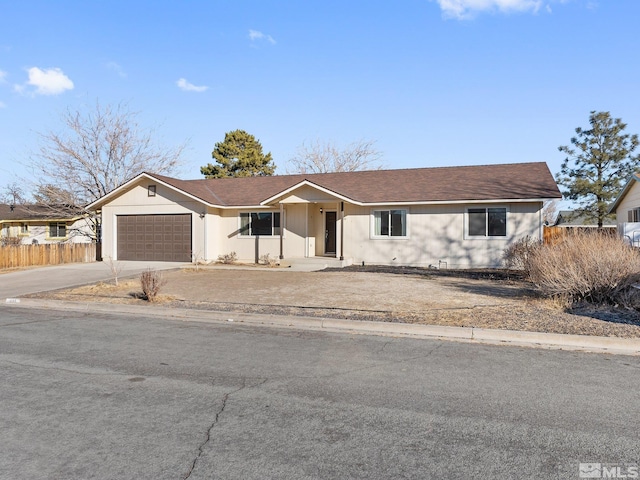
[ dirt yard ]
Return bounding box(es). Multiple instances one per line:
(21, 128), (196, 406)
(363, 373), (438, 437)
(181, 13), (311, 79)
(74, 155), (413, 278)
(30, 265), (640, 338)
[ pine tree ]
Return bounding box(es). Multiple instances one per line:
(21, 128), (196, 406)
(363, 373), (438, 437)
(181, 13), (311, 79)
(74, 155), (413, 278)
(201, 130), (275, 178)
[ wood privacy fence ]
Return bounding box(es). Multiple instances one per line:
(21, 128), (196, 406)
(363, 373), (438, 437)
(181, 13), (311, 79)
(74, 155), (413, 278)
(0, 243), (97, 269)
(543, 226), (617, 245)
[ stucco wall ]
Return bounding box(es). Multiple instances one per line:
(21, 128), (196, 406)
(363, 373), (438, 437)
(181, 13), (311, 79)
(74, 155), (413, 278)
(101, 182), (204, 261)
(614, 180), (640, 229)
(342, 202), (541, 268)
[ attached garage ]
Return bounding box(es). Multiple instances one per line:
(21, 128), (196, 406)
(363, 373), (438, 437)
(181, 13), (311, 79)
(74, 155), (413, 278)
(117, 214), (192, 262)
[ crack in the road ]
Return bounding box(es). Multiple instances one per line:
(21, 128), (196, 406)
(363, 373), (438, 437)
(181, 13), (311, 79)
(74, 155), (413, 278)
(2, 359), (122, 377)
(182, 377), (268, 480)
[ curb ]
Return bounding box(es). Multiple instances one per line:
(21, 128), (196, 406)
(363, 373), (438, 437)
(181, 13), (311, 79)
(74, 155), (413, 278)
(4, 297), (640, 356)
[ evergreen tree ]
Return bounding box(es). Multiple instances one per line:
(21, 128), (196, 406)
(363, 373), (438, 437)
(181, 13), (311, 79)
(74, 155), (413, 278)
(201, 130), (275, 178)
(557, 111), (640, 227)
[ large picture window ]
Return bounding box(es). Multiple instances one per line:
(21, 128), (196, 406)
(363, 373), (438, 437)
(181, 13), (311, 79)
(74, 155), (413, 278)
(240, 212), (281, 236)
(373, 210), (407, 237)
(468, 207), (507, 237)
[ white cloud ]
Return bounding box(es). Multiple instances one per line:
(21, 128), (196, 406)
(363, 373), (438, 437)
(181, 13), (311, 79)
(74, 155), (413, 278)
(434, 0), (545, 19)
(106, 61), (127, 78)
(249, 29), (276, 45)
(18, 67), (74, 96)
(176, 78), (209, 92)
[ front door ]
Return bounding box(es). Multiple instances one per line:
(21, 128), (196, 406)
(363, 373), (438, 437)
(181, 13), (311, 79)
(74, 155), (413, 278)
(325, 211), (337, 255)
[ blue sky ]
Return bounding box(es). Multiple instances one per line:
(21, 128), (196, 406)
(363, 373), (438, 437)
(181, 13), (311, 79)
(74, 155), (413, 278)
(1, 0), (639, 195)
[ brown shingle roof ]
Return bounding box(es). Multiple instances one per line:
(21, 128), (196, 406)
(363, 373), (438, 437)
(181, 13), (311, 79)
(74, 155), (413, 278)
(146, 162), (560, 207)
(0, 204), (83, 221)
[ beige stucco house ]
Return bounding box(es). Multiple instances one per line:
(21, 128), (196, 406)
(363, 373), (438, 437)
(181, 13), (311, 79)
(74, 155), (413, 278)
(0, 204), (93, 245)
(88, 162), (561, 268)
(609, 172), (640, 246)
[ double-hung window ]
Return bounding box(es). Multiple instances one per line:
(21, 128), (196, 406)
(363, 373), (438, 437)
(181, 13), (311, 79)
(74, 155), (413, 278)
(467, 207), (507, 237)
(373, 210), (407, 237)
(240, 212), (281, 236)
(49, 222), (67, 238)
(20, 223), (29, 235)
(628, 208), (640, 222)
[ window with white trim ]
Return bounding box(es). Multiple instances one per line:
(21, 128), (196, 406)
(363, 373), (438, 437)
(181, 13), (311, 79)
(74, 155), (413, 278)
(467, 207), (507, 237)
(20, 223), (28, 234)
(373, 210), (407, 237)
(240, 212), (281, 236)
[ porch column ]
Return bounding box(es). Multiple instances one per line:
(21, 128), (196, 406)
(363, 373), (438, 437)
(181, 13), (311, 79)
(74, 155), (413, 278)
(279, 202), (284, 259)
(339, 201), (344, 261)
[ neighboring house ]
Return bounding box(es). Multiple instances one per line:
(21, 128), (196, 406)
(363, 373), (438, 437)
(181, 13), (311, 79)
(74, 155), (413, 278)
(87, 162), (561, 268)
(609, 172), (640, 246)
(0, 204), (93, 245)
(553, 210), (616, 229)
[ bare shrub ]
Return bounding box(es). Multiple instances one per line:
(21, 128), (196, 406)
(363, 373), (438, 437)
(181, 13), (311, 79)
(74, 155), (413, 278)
(259, 253), (279, 267)
(140, 268), (166, 302)
(502, 236), (541, 273)
(105, 256), (123, 286)
(217, 251), (238, 264)
(1, 236), (22, 247)
(528, 231), (640, 307)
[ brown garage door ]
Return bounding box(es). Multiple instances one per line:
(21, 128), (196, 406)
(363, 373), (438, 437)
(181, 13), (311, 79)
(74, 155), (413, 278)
(117, 214), (192, 262)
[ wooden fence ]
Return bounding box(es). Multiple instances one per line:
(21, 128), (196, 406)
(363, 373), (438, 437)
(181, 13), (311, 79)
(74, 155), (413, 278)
(543, 225), (617, 245)
(0, 243), (97, 269)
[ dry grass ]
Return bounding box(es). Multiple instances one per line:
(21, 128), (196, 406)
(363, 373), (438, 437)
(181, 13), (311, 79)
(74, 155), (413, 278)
(528, 232), (640, 307)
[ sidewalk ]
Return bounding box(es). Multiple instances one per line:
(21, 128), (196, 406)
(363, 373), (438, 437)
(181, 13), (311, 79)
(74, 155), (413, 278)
(5, 297), (640, 357)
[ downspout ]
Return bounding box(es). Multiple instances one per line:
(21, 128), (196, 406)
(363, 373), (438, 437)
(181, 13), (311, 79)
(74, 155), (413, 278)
(203, 212), (208, 261)
(279, 202), (284, 259)
(340, 201), (344, 261)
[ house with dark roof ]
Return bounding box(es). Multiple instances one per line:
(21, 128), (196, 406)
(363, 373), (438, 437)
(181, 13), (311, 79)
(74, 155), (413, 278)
(0, 204), (93, 245)
(87, 162), (561, 268)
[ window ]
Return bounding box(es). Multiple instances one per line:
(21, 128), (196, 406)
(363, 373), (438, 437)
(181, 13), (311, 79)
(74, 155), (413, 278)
(467, 207), (507, 237)
(49, 222), (67, 238)
(148, 185), (156, 197)
(373, 210), (407, 237)
(20, 223), (28, 235)
(240, 212), (281, 236)
(628, 208), (640, 222)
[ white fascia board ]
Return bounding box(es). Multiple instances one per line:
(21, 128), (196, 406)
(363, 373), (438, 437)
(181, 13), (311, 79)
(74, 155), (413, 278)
(359, 198), (554, 207)
(608, 174), (640, 213)
(260, 180), (355, 206)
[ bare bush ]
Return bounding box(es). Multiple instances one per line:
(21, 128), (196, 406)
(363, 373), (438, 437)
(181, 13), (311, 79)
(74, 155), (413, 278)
(0, 236), (22, 247)
(502, 236), (541, 273)
(527, 232), (640, 307)
(140, 268), (166, 302)
(259, 253), (279, 267)
(217, 251), (238, 264)
(105, 256), (123, 286)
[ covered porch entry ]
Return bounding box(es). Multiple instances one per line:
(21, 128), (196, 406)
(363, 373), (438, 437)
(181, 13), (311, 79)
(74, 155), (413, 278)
(264, 182), (351, 263)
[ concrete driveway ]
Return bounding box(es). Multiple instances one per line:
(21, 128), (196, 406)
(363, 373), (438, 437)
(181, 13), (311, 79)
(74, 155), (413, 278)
(0, 261), (187, 298)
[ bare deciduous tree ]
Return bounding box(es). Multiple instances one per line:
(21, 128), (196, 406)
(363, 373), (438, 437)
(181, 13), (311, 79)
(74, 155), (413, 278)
(1, 182), (26, 205)
(29, 101), (186, 206)
(542, 200), (559, 225)
(25, 101), (187, 242)
(287, 139), (383, 174)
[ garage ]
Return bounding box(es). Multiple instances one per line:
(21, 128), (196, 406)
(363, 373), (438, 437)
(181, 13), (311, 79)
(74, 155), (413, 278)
(117, 214), (192, 262)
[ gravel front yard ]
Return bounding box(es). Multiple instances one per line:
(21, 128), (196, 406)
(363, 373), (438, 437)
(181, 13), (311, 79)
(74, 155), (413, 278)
(30, 265), (640, 338)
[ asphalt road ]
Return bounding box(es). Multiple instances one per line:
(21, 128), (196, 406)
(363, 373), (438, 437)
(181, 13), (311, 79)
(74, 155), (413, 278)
(0, 306), (638, 480)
